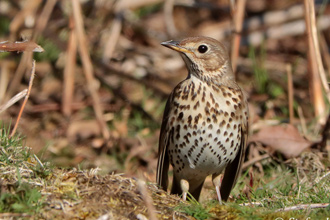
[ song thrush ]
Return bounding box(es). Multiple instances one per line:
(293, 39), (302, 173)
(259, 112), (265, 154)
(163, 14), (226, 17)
(156, 36), (248, 203)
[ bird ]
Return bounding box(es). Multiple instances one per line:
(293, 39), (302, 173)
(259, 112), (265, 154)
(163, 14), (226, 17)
(156, 36), (248, 204)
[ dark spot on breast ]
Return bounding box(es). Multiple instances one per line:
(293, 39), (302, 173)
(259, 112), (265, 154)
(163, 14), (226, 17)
(202, 91), (206, 102)
(205, 106), (210, 116)
(194, 115), (200, 124)
(210, 93), (215, 104)
(212, 85), (219, 92)
(212, 114), (218, 123)
(188, 115), (192, 124)
(193, 101), (200, 110)
(230, 140), (234, 148)
(178, 112), (184, 121)
(220, 120), (226, 127)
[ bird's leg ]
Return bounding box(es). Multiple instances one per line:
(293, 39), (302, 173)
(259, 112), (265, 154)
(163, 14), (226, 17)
(180, 179), (189, 201)
(212, 174), (223, 205)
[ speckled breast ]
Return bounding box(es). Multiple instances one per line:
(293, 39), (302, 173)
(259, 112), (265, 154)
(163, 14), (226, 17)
(166, 78), (247, 180)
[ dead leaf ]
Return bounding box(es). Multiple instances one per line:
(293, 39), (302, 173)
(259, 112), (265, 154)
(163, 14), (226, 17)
(0, 41), (44, 52)
(67, 120), (101, 141)
(249, 124), (313, 158)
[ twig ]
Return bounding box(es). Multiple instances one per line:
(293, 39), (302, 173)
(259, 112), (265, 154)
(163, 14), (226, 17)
(230, 0), (246, 74)
(315, 170), (330, 184)
(247, 15), (330, 46)
(286, 64), (294, 125)
(0, 89), (28, 114)
(10, 60), (36, 138)
(6, 53), (32, 101)
(275, 203), (330, 212)
(318, 114), (330, 152)
(7, 0), (55, 99)
(32, 0), (57, 40)
(102, 11), (123, 63)
(297, 106), (308, 138)
(9, 0), (42, 41)
(62, 16), (77, 116)
(239, 202), (262, 207)
(304, 0), (326, 124)
(0, 61), (12, 102)
(137, 179), (158, 220)
(0, 213), (31, 218)
(306, 4), (330, 105)
(242, 154), (270, 170)
(72, 0), (110, 140)
(164, 0), (177, 37)
(319, 34), (330, 77)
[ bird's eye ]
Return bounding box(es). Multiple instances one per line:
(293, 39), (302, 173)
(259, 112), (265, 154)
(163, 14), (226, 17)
(198, 45), (208, 53)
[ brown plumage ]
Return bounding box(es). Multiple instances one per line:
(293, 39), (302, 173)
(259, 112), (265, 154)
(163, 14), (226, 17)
(156, 36), (248, 203)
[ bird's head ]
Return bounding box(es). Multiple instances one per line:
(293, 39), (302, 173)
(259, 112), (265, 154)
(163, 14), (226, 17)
(161, 36), (234, 83)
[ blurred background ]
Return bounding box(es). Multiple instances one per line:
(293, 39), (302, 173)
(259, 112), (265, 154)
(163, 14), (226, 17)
(0, 0), (329, 183)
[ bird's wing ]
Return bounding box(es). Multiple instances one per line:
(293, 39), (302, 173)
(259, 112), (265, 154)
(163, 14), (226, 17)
(220, 116), (248, 201)
(156, 93), (174, 191)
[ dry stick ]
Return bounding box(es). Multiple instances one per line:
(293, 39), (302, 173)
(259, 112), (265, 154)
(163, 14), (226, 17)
(9, 0), (42, 41)
(164, 0), (177, 37)
(231, 0), (246, 75)
(7, 0), (56, 100)
(62, 16), (77, 116)
(297, 106), (308, 137)
(117, 0), (162, 10)
(242, 154), (269, 170)
(304, 0), (326, 124)
(6, 53), (32, 101)
(319, 34), (330, 77)
(32, 0), (58, 41)
(102, 11), (123, 63)
(318, 113), (330, 151)
(72, 0), (110, 140)
(275, 203), (330, 212)
(0, 61), (10, 102)
(10, 60), (36, 138)
(286, 64), (294, 125)
(137, 179), (158, 220)
(0, 89), (28, 114)
(306, 5), (330, 104)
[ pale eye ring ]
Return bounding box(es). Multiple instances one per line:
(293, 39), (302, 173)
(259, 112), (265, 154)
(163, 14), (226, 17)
(198, 45), (208, 53)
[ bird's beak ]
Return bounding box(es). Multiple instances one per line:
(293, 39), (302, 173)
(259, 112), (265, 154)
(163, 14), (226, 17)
(161, 40), (191, 54)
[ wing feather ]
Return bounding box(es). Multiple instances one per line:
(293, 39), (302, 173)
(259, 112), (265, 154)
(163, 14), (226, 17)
(220, 120), (248, 201)
(156, 94), (173, 190)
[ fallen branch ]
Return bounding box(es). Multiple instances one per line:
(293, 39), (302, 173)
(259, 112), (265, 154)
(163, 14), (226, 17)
(275, 203), (330, 212)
